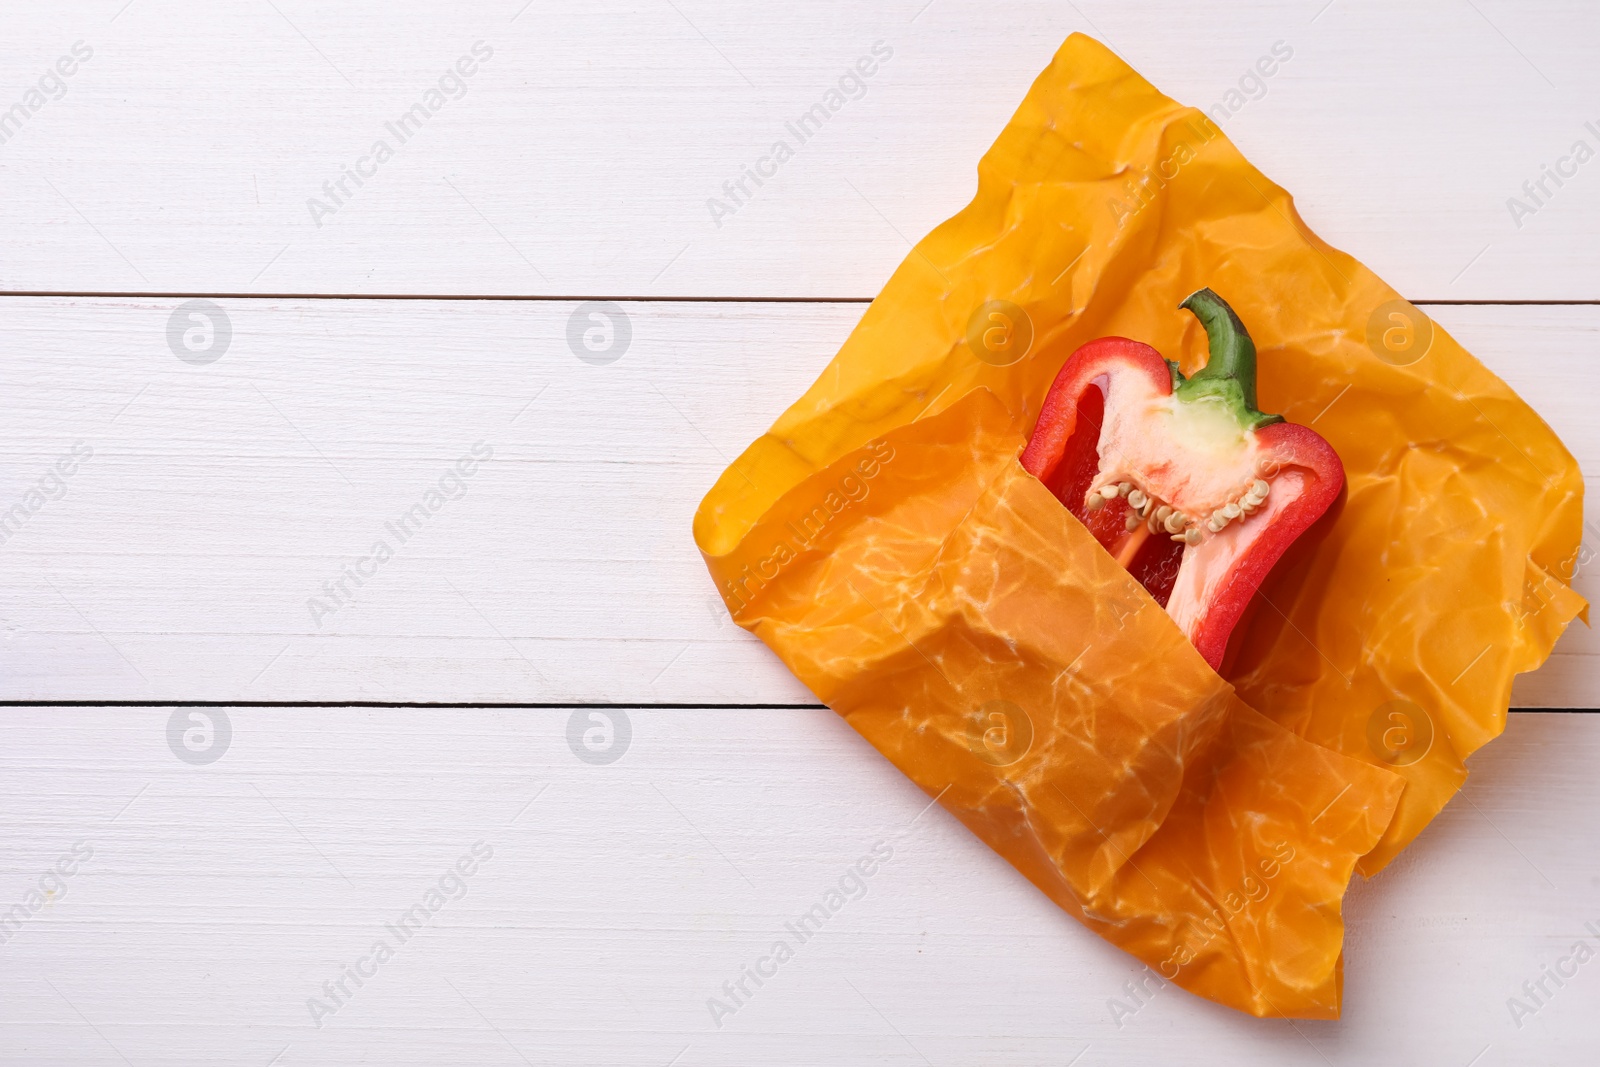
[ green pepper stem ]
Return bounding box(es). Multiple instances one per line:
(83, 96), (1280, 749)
(1175, 288), (1283, 429)
(1180, 288), (1260, 404)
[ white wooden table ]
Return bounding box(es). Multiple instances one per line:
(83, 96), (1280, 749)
(1, 2), (1597, 1064)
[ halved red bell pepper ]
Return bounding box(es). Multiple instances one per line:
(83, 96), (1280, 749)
(1021, 288), (1344, 669)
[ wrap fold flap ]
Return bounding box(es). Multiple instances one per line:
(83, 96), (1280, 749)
(695, 32), (1585, 1018)
(719, 390), (1404, 1017)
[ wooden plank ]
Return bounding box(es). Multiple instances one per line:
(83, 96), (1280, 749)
(0, 298), (1590, 705)
(0, 706), (1594, 1064)
(1, 2), (1598, 299)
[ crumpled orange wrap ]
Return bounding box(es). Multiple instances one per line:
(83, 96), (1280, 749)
(693, 33), (1585, 1018)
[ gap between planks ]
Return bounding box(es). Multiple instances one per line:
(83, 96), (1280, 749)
(0, 701), (1591, 713)
(3, 292), (1600, 305)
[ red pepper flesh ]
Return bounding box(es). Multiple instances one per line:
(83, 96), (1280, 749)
(1021, 289), (1345, 669)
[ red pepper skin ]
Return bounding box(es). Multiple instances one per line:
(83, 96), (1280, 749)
(1021, 337), (1170, 484)
(1021, 338), (1195, 605)
(1184, 421), (1343, 667)
(1021, 337), (1171, 485)
(1021, 295), (1345, 670)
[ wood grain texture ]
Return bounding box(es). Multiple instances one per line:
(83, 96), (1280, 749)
(0, 1), (1597, 298)
(1, 5), (1596, 1060)
(0, 706), (1594, 1066)
(0, 298), (1589, 706)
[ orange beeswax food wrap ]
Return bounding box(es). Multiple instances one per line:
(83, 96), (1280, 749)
(692, 34), (1585, 1018)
